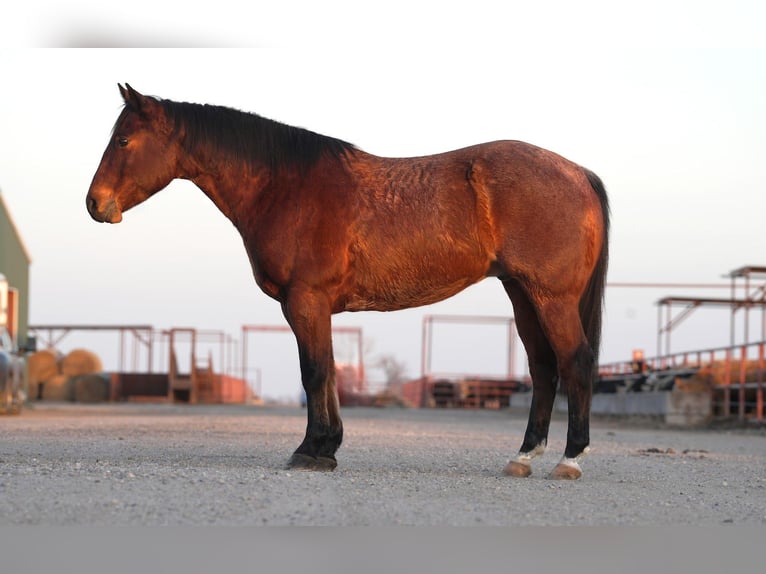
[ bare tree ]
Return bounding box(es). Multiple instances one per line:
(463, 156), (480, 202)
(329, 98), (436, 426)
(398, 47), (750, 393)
(375, 354), (409, 389)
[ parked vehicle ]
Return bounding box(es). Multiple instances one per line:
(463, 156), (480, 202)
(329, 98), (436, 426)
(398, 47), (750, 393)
(0, 274), (26, 414)
(0, 325), (24, 414)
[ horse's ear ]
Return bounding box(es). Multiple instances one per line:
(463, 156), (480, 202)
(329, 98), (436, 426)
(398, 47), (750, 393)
(118, 83), (161, 118)
(119, 83), (142, 110)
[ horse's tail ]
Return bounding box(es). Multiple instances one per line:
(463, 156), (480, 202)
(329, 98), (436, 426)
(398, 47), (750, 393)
(579, 168), (610, 367)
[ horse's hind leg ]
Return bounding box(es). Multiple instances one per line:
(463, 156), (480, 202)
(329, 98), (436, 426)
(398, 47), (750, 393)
(281, 288), (343, 471)
(533, 297), (595, 480)
(501, 280), (559, 478)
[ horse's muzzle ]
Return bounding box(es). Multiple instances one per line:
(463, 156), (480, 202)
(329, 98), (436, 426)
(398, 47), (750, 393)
(86, 194), (122, 223)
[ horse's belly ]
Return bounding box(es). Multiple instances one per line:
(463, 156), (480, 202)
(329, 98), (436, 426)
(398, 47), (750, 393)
(341, 217), (496, 312)
(342, 268), (486, 312)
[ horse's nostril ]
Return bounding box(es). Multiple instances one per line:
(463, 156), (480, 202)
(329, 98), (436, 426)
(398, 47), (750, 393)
(86, 194), (106, 221)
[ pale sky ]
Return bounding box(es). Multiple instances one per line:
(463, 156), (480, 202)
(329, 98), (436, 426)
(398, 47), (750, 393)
(2, 2), (765, 399)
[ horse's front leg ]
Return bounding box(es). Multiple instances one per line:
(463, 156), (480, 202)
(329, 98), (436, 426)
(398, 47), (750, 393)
(282, 288), (343, 471)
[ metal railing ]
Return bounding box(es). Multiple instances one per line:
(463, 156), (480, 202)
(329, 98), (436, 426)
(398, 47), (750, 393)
(599, 340), (765, 423)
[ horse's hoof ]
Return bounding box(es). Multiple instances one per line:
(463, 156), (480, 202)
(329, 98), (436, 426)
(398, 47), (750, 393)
(286, 453), (337, 472)
(548, 461), (582, 480)
(504, 444), (544, 477)
(503, 461), (532, 478)
(314, 456), (338, 471)
(548, 447), (589, 480)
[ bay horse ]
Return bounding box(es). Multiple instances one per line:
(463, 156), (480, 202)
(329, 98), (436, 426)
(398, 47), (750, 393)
(87, 84), (609, 480)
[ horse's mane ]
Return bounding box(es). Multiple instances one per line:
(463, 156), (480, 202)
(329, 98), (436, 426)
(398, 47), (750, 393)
(156, 98), (357, 172)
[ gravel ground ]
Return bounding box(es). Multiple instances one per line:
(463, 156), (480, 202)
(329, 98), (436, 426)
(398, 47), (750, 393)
(0, 403), (764, 526)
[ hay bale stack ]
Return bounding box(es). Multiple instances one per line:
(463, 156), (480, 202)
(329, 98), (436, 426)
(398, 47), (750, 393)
(72, 373), (110, 403)
(27, 349), (61, 400)
(674, 376), (712, 393)
(41, 373), (74, 402)
(61, 349), (103, 378)
(688, 359), (765, 388)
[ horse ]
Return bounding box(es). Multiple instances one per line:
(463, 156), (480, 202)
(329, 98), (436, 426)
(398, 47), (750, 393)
(87, 84), (609, 480)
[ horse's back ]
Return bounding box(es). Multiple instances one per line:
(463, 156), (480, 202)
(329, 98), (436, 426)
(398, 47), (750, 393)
(374, 139), (604, 259)
(360, 139), (596, 206)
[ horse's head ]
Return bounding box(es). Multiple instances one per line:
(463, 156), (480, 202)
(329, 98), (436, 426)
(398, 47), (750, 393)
(86, 84), (181, 223)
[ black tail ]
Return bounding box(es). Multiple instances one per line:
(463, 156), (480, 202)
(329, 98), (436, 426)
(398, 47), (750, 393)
(579, 169), (610, 365)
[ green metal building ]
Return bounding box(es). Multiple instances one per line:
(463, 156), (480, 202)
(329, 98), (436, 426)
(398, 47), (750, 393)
(0, 190), (31, 348)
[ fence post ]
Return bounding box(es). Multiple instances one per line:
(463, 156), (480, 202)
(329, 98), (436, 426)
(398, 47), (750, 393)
(739, 345), (747, 421)
(758, 342), (764, 423)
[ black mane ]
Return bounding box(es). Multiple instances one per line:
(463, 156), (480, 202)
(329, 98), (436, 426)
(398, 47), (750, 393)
(158, 98), (356, 172)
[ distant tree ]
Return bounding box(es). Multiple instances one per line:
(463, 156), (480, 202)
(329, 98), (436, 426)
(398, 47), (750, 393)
(375, 354), (409, 389)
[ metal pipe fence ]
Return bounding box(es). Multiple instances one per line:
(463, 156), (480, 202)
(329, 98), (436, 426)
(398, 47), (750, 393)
(599, 340), (765, 423)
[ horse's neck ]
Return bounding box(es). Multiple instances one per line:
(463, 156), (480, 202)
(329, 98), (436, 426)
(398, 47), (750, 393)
(186, 155), (271, 226)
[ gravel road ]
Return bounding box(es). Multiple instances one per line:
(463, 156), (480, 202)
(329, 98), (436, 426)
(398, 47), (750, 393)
(1, 403), (764, 526)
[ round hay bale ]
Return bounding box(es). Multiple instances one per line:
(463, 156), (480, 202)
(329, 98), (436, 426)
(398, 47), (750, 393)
(41, 374), (74, 402)
(72, 373), (110, 403)
(61, 349), (103, 377)
(26, 349), (61, 400)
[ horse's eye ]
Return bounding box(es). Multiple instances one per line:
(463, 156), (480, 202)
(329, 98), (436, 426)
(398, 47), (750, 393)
(117, 136), (129, 148)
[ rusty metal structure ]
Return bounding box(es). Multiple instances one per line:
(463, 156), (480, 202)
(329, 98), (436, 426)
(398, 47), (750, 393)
(240, 324), (365, 404)
(420, 314), (518, 380)
(599, 339), (765, 423)
(656, 266), (766, 357)
(29, 325), (155, 372)
(25, 266), (766, 420)
(27, 324), (246, 404)
(408, 314), (527, 409)
(599, 266), (766, 424)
